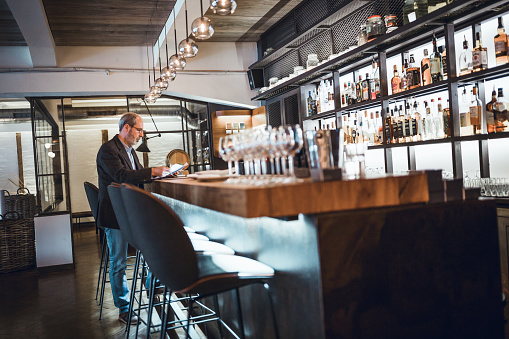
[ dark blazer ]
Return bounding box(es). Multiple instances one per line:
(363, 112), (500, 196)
(96, 134), (152, 229)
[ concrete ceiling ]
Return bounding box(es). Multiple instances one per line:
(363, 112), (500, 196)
(0, 0), (303, 46)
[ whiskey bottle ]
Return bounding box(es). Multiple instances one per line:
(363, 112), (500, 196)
(430, 33), (444, 83)
(307, 91), (314, 116)
(402, 59), (409, 91)
(495, 16), (509, 65)
(486, 87), (497, 133)
(469, 86), (482, 134)
(341, 83), (348, 107)
(362, 73), (371, 101)
(384, 107), (394, 144)
(421, 48), (432, 86)
(494, 88), (509, 133)
(472, 31), (488, 72)
(458, 35), (472, 76)
(439, 45), (448, 78)
(442, 100), (451, 137)
(391, 65), (402, 94)
(408, 54), (421, 89)
(356, 75), (363, 103)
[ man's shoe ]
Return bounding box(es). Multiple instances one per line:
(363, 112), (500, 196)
(118, 312), (138, 325)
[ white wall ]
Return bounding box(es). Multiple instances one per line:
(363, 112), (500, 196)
(0, 42), (260, 108)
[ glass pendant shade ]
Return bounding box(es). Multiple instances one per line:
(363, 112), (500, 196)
(210, 0), (237, 15)
(155, 77), (168, 90)
(169, 54), (187, 70)
(161, 66), (176, 81)
(178, 38), (198, 58)
(191, 17), (214, 40)
(150, 85), (162, 96)
(144, 92), (157, 104)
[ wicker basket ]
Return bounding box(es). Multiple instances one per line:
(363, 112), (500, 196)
(0, 211), (36, 273)
(4, 188), (37, 219)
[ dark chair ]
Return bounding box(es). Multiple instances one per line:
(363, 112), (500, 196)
(120, 183), (279, 339)
(109, 183), (236, 338)
(83, 182), (108, 306)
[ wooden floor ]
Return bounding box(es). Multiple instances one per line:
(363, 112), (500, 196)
(0, 225), (205, 339)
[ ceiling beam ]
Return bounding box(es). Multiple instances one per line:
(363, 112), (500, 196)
(6, 0), (56, 67)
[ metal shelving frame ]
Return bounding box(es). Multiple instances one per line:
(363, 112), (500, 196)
(251, 0), (509, 179)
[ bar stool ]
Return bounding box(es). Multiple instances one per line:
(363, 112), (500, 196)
(108, 184), (235, 338)
(121, 183), (280, 339)
(83, 182), (107, 303)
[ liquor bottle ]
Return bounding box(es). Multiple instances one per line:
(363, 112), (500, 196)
(431, 99), (444, 139)
(391, 65), (402, 94)
(356, 75), (363, 103)
(375, 111), (383, 144)
(424, 101), (435, 140)
(370, 60), (377, 100)
(442, 99), (451, 137)
(316, 84), (322, 114)
(486, 86), (497, 133)
(307, 91), (314, 116)
(373, 60), (380, 98)
(414, 0), (428, 20)
(407, 54), (421, 89)
(421, 48), (431, 86)
(469, 86), (482, 134)
(384, 107), (394, 144)
(495, 16), (509, 65)
(402, 58), (409, 91)
(494, 88), (509, 132)
(458, 35), (472, 76)
(459, 87), (472, 136)
(342, 82), (348, 107)
(472, 31), (488, 72)
(439, 45), (448, 78)
(368, 112), (376, 144)
(362, 73), (371, 101)
(348, 82), (356, 105)
(414, 101), (424, 141)
(430, 33), (444, 83)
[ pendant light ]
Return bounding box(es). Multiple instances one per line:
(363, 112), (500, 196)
(161, 20), (176, 81)
(145, 38), (157, 104)
(210, 0), (237, 15)
(150, 45), (162, 97)
(169, 10), (187, 70)
(191, 0), (214, 40)
(154, 3), (168, 91)
(178, 0), (198, 58)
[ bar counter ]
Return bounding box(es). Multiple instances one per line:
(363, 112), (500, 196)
(152, 173), (503, 339)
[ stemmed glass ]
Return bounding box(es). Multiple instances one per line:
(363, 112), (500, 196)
(285, 124), (303, 182)
(218, 136), (234, 176)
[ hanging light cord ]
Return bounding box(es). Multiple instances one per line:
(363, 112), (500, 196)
(200, 0), (204, 18)
(185, 0), (189, 42)
(146, 33), (151, 88)
(173, 10), (178, 53)
(157, 1), (163, 73)
(143, 101), (161, 138)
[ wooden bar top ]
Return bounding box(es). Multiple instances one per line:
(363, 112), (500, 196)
(152, 172), (430, 218)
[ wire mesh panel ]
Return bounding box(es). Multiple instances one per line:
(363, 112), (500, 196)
(267, 100), (282, 128)
(264, 50), (300, 86)
(327, 0), (354, 14)
(331, 3), (376, 54)
(375, 0), (405, 28)
(284, 94), (300, 126)
(262, 14), (297, 53)
(298, 30), (333, 67)
(295, 0), (329, 34)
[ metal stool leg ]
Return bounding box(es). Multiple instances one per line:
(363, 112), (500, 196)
(99, 245), (109, 320)
(233, 288), (245, 339)
(264, 283), (280, 339)
(213, 294), (225, 339)
(146, 274), (157, 339)
(95, 231), (107, 300)
(126, 249), (141, 335)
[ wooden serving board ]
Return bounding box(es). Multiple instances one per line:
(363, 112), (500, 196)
(152, 172), (430, 218)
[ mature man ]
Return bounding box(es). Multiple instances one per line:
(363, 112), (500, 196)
(96, 112), (170, 324)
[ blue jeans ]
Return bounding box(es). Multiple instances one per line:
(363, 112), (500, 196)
(105, 228), (130, 315)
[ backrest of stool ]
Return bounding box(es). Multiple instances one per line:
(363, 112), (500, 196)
(84, 182), (99, 221)
(107, 183), (137, 248)
(120, 183), (198, 291)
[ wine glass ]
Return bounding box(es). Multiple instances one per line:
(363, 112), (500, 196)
(286, 125), (303, 181)
(218, 136), (234, 176)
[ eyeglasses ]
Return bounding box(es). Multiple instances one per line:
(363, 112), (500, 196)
(130, 125), (144, 133)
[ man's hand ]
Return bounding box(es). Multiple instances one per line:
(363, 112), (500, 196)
(151, 166), (171, 178)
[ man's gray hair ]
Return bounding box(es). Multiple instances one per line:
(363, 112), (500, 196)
(118, 112), (140, 131)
